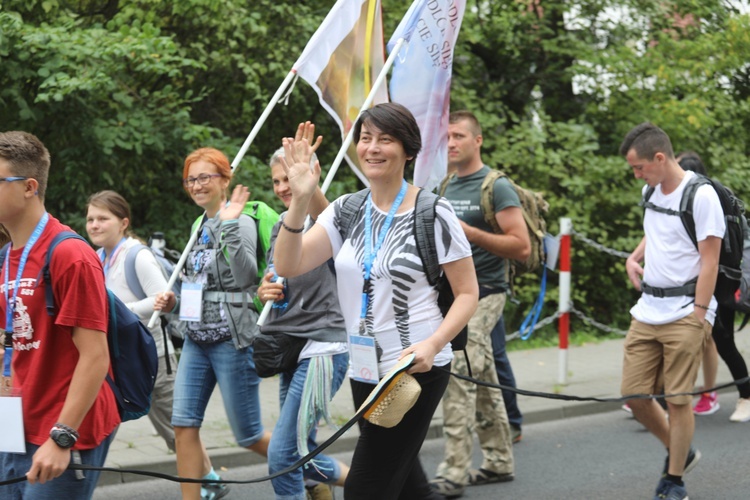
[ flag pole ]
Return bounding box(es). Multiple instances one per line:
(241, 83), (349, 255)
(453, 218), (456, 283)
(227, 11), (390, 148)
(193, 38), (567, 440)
(259, 39), (408, 326)
(147, 70), (298, 329)
(320, 37), (406, 195)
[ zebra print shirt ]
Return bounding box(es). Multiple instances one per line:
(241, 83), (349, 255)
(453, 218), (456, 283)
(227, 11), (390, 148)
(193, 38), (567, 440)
(318, 194), (472, 376)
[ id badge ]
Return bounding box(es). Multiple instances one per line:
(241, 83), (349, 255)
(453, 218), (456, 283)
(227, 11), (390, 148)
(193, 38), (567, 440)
(179, 282), (203, 322)
(0, 396), (26, 453)
(349, 333), (379, 384)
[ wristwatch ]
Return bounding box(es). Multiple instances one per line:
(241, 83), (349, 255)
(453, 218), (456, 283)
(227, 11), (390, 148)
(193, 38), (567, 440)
(50, 423), (79, 449)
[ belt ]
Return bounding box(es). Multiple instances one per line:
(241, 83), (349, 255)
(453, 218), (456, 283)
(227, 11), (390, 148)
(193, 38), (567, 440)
(203, 291), (253, 304)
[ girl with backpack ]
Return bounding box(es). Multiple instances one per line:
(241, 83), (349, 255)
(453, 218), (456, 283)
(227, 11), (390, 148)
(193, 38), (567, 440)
(273, 103), (479, 499)
(154, 147), (270, 500)
(86, 190), (179, 451)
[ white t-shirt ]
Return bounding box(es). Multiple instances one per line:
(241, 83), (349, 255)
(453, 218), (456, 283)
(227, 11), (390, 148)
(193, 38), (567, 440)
(317, 194), (472, 376)
(631, 171), (726, 325)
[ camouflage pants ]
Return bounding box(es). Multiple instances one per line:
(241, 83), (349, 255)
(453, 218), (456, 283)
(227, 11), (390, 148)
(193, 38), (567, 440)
(436, 292), (514, 484)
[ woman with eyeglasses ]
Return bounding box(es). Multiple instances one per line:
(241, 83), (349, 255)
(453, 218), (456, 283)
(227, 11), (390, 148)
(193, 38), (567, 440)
(154, 147), (270, 500)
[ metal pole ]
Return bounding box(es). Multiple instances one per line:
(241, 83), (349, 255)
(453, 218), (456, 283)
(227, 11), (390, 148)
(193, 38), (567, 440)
(558, 217), (572, 384)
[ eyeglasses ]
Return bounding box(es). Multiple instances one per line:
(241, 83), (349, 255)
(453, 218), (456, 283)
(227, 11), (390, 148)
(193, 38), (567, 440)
(183, 173), (222, 188)
(0, 176), (27, 184)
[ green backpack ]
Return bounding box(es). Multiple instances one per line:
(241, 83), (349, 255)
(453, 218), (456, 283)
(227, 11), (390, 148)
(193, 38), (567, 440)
(439, 169), (549, 279)
(191, 201), (280, 280)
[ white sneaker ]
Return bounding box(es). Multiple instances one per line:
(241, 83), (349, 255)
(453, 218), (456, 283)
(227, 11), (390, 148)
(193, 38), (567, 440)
(729, 397), (750, 422)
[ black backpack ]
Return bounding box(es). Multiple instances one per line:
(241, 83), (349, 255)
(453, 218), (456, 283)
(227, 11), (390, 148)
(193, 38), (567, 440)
(640, 174), (745, 305)
(337, 188), (468, 352)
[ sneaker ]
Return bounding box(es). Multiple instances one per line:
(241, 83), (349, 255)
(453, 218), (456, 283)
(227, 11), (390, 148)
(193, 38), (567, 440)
(729, 397), (750, 422)
(306, 483), (333, 500)
(510, 424), (522, 444)
(622, 403), (633, 416)
(429, 477), (465, 499)
(201, 481), (230, 500)
(662, 447), (701, 476)
(467, 468), (514, 485)
(693, 391), (720, 415)
(653, 477), (688, 500)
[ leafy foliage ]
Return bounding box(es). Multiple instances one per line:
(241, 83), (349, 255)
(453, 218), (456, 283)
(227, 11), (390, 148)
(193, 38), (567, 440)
(1, 0), (749, 340)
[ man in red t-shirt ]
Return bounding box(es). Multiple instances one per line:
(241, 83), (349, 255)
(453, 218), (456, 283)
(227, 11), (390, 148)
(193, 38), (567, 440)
(0, 131), (120, 499)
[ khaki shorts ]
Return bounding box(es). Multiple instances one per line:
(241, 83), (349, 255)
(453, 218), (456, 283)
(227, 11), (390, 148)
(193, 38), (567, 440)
(621, 313), (711, 405)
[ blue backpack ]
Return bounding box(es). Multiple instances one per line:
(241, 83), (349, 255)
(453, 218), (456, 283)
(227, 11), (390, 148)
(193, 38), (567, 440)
(42, 232), (158, 422)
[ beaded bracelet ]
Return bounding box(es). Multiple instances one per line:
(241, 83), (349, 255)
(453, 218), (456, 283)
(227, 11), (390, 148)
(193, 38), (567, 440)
(281, 220), (304, 234)
(694, 303), (709, 310)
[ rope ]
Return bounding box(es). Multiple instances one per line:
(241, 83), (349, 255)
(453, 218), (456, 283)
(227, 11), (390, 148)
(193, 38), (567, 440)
(4, 370), (749, 487)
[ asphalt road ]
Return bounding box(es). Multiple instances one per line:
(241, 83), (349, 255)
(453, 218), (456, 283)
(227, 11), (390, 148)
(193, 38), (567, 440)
(93, 391), (749, 499)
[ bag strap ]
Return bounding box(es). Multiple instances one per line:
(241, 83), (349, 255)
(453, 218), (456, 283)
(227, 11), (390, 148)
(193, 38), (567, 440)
(480, 169), (504, 234)
(44, 232), (88, 317)
(337, 189), (370, 241)
(413, 189), (441, 287)
(124, 244), (151, 301)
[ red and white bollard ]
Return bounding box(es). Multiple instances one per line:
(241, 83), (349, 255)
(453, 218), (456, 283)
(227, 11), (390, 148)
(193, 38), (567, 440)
(558, 218), (572, 385)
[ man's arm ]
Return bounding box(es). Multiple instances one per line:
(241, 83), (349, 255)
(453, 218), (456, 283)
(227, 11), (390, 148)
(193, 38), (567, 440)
(693, 236), (722, 323)
(26, 327), (110, 484)
(626, 236), (647, 290)
(460, 206), (531, 261)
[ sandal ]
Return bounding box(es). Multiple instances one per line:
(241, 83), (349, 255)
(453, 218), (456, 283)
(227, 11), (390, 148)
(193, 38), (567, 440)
(467, 468), (515, 486)
(429, 477), (465, 498)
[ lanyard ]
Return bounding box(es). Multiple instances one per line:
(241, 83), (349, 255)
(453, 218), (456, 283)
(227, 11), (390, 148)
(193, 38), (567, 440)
(100, 237), (127, 276)
(360, 180), (407, 320)
(3, 212), (49, 378)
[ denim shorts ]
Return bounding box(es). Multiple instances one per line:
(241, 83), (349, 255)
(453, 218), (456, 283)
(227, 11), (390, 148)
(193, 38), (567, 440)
(172, 336), (264, 447)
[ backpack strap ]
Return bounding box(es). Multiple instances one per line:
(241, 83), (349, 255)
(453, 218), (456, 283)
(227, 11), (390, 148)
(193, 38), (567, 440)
(437, 172), (456, 197)
(413, 189), (441, 287)
(480, 169), (504, 234)
(337, 189), (370, 241)
(124, 244), (151, 301)
(43, 232), (89, 317)
(638, 175), (710, 298)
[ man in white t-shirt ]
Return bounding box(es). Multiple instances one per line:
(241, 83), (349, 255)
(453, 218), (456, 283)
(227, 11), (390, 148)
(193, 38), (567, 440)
(620, 123), (724, 500)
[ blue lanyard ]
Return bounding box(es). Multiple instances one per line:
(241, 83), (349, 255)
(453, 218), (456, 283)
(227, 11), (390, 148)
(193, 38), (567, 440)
(100, 237), (127, 276)
(360, 180), (408, 319)
(3, 212), (49, 378)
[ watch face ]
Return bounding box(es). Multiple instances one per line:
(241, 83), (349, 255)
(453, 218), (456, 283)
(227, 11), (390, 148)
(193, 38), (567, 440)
(51, 429), (76, 448)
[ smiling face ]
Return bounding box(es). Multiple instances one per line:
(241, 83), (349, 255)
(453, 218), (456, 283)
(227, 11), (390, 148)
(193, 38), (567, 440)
(186, 159), (229, 214)
(271, 162), (292, 208)
(86, 204), (128, 251)
(356, 123), (411, 183)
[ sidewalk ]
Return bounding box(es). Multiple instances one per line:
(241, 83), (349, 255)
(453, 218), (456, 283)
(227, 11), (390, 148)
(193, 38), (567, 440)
(99, 328), (750, 486)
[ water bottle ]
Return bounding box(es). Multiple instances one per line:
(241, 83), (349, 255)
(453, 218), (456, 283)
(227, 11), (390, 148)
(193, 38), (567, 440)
(266, 264), (289, 312)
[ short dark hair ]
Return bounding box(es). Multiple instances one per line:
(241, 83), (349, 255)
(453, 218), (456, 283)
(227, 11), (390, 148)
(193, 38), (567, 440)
(619, 122), (674, 160)
(353, 103), (422, 170)
(449, 110), (482, 136)
(676, 151), (707, 176)
(0, 131), (50, 200)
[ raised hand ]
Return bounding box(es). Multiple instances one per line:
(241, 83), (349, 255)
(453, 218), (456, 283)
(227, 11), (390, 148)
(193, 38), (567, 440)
(220, 184), (250, 221)
(279, 136), (321, 202)
(295, 121), (323, 154)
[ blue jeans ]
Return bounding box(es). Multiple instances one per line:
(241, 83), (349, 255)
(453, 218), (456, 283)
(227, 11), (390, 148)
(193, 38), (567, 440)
(0, 433), (113, 500)
(491, 316), (523, 428)
(268, 353), (349, 500)
(172, 336), (264, 447)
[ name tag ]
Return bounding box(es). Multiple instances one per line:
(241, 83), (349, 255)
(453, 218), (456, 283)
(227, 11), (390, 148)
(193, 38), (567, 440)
(179, 282), (203, 322)
(349, 334), (379, 384)
(0, 396), (26, 453)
